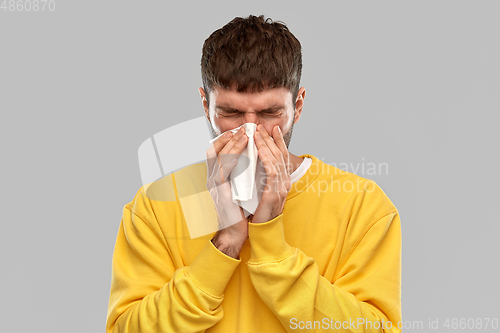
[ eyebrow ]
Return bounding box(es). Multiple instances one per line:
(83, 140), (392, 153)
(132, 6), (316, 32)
(215, 105), (286, 113)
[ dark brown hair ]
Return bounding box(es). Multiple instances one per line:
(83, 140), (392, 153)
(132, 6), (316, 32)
(201, 15), (302, 108)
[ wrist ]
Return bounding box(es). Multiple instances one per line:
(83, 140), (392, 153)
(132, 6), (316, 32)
(211, 231), (245, 259)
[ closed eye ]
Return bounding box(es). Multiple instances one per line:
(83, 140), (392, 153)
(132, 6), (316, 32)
(261, 111), (281, 116)
(215, 106), (285, 117)
(219, 111), (241, 117)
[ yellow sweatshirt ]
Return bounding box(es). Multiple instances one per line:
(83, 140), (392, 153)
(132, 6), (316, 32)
(106, 154), (402, 332)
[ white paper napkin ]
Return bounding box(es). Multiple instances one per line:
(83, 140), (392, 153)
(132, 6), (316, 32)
(208, 123), (266, 217)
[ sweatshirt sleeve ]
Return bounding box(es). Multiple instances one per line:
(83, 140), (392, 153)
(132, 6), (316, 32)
(106, 205), (240, 333)
(246, 212), (402, 332)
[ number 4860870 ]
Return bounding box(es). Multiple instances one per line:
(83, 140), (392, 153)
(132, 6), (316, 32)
(1, 0), (56, 11)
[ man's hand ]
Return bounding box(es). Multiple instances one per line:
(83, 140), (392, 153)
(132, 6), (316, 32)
(251, 124), (292, 224)
(206, 127), (249, 258)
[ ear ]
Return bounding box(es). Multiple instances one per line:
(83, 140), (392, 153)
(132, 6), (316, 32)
(198, 87), (209, 120)
(293, 87), (306, 124)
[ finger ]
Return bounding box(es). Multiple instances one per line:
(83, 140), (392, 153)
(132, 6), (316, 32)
(256, 125), (288, 175)
(256, 141), (278, 178)
(255, 130), (286, 181)
(212, 127), (249, 185)
(206, 131), (233, 172)
(256, 125), (280, 156)
(220, 126), (247, 156)
(209, 181), (247, 230)
(209, 131), (234, 156)
(258, 147), (290, 202)
(254, 131), (273, 161)
(207, 127), (242, 174)
(218, 127), (248, 176)
(257, 148), (280, 194)
(272, 125), (291, 175)
(212, 158), (238, 187)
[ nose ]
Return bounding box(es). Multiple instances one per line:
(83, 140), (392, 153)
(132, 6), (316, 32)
(243, 112), (259, 125)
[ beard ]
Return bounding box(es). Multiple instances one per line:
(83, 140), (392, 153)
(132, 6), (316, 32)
(207, 119), (219, 140)
(282, 118), (294, 149)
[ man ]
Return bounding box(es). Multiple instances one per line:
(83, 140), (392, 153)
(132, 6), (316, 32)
(106, 15), (401, 332)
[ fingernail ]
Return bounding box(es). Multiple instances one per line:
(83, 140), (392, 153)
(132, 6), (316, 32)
(239, 134), (246, 142)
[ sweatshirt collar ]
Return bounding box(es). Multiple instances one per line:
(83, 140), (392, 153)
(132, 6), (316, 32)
(286, 154), (321, 200)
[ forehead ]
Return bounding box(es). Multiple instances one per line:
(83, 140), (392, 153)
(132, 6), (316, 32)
(209, 86), (292, 109)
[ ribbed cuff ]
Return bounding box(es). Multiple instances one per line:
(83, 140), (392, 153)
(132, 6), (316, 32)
(184, 239), (240, 297)
(247, 214), (294, 263)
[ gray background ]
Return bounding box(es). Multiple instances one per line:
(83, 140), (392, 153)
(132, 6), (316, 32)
(1, 0), (499, 332)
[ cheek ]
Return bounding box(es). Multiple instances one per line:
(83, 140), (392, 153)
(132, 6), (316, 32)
(208, 114), (223, 135)
(272, 116), (293, 133)
(283, 114), (295, 131)
(262, 121), (285, 136)
(211, 116), (237, 133)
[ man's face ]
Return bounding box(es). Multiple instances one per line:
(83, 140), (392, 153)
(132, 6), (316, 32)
(199, 85), (304, 148)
